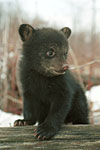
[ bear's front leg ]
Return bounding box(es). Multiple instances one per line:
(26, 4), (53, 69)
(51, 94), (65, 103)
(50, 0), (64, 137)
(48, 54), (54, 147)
(34, 96), (71, 140)
(14, 93), (37, 126)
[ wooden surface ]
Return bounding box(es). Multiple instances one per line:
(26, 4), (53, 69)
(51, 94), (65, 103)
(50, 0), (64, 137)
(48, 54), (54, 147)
(0, 125), (100, 150)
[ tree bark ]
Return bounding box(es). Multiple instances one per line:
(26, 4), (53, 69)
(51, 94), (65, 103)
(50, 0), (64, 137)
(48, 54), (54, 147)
(0, 125), (100, 150)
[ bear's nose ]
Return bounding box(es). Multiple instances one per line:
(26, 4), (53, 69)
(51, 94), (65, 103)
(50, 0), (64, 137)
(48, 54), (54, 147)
(62, 64), (69, 71)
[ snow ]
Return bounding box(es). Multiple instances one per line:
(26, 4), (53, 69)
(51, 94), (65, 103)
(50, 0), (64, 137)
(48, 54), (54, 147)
(86, 85), (100, 124)
(0, 110), (23, 127)
(86, 85), (100, 111)
(0, 85), (100, 127)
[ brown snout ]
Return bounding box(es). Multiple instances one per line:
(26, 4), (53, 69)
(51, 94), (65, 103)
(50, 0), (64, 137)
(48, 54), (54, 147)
(55, 64), (69, 73)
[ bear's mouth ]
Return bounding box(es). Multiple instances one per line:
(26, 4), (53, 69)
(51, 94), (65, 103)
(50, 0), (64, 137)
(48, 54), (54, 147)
(52, 69), (66, 75)
(49, 66), (68, 75)
(55, 70), (66, 74)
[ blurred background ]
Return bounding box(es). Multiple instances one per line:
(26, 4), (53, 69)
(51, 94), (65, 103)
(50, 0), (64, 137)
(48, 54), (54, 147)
(0, 0), (100, 126)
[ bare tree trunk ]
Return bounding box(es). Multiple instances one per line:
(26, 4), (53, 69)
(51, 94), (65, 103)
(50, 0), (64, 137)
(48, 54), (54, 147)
(2, 23), (9, 110)
(69, 46), (84, 89)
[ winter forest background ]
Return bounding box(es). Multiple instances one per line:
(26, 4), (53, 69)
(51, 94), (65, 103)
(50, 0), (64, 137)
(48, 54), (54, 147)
(0, 0), (100, 126)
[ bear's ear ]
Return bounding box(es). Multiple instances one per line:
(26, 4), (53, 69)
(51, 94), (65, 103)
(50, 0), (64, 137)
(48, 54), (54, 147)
(60, 27), (71, 39)
(19, 24), (35, 41)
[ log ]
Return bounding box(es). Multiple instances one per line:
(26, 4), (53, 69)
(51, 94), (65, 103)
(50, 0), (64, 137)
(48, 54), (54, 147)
(0, 125), (100, 150)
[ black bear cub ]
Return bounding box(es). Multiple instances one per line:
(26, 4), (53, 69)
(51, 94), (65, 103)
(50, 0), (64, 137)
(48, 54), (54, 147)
(14, 24), (89, 140)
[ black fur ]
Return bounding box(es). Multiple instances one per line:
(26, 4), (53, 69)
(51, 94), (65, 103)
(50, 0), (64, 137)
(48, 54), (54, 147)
(14, 24), (89, 140)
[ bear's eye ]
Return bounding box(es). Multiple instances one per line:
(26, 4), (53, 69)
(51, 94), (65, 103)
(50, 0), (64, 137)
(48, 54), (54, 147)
(46, 48), (56, 58)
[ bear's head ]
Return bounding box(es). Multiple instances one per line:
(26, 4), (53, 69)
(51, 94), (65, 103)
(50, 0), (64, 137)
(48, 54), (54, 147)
(19, 24), (71, 77)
